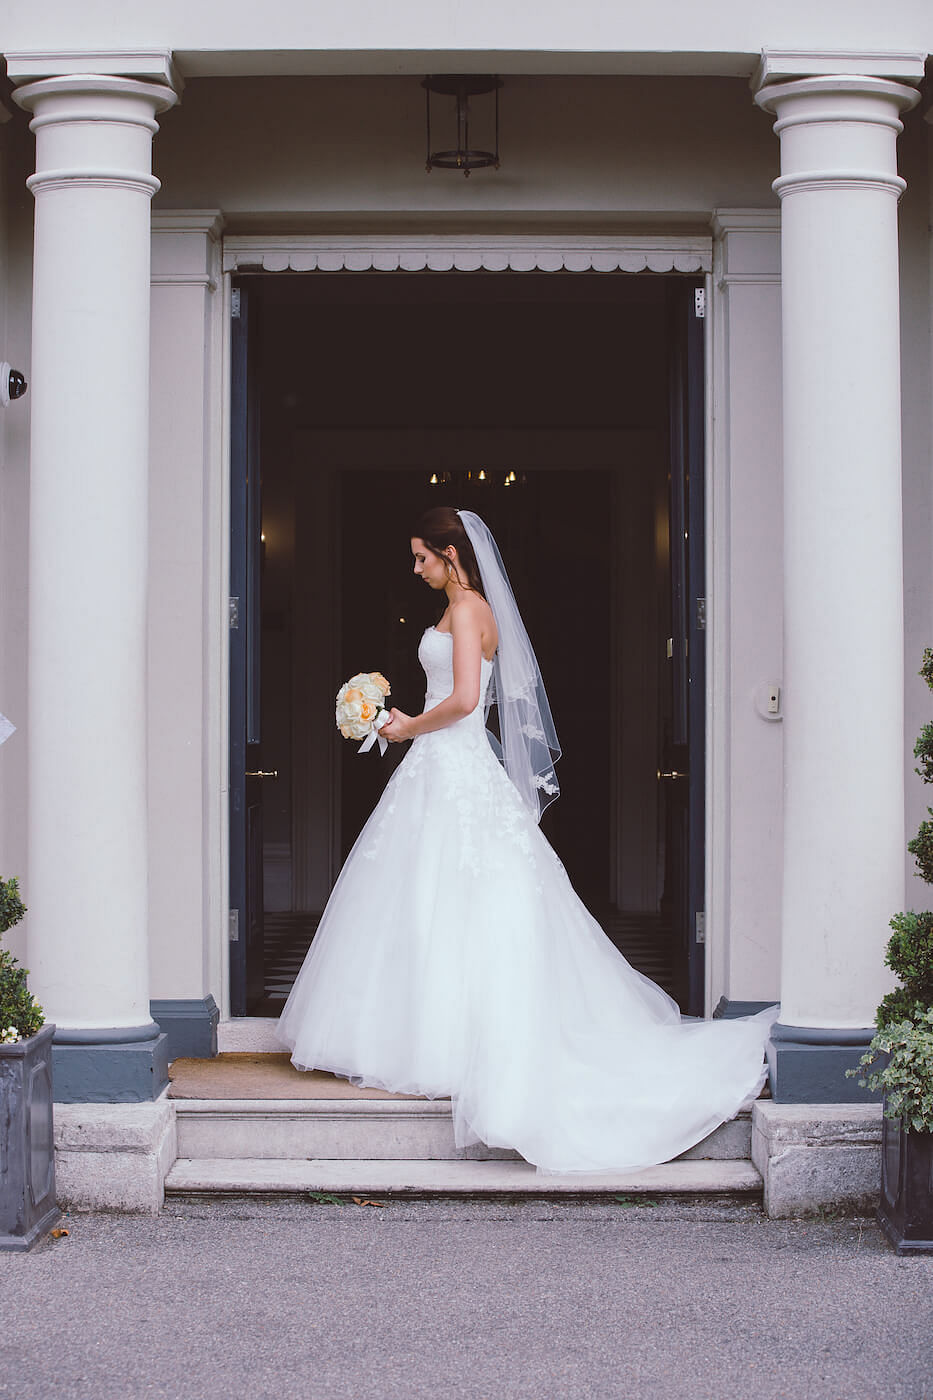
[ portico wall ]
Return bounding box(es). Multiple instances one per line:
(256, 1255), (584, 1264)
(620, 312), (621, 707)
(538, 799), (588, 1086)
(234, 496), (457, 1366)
(138, 75), (789, 1021)
(141, 73), (932, 1023)
(0, 105), (33, 966)
(0, 44), (931, 1072)
(1, 0), (931, 75)
(899, 107), (933, 878)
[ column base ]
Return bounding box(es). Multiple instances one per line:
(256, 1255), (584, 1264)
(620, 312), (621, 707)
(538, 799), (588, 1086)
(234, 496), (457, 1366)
(752, 1101), (883, 1216)
(52, 1028), (170, 1103)
(767, 1022), (879, 1104)
(150, 996), (219, 1061)
(54, 1097), (177, 1213)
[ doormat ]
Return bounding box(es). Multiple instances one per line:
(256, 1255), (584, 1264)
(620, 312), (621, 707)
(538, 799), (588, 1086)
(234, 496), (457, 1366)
(167, 1053), (445, 1101)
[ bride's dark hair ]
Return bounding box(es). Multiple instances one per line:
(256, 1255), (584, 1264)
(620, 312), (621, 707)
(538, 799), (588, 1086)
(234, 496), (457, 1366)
(413, 506), (487, 600)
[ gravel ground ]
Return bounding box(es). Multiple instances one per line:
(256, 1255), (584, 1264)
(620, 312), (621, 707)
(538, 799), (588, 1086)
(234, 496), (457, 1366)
(1, 1197), (931, 1400)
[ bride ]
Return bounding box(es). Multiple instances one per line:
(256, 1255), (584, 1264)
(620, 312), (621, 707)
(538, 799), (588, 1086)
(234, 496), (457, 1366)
(276, 505), (777, 1176)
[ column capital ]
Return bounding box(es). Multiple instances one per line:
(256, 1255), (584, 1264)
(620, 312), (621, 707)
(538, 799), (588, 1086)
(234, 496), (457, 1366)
(753, 73), (921, 204)
(754, 72), (921, 123)
(12, 73), (178, 201)
(4, 49), (181, 92)
(13, 71), (178, 121)
(752, 49), (926, 90)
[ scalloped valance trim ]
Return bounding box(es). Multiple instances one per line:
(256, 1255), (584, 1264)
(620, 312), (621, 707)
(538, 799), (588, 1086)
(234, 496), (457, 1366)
(221, 235), (712, 275)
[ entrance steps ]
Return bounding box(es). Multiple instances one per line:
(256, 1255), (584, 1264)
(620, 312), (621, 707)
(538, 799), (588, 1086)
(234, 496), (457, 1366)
(164, 1099), (761, 1198)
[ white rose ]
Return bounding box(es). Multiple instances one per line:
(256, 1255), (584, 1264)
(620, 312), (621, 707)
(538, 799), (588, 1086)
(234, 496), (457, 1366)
(359, 680), (384, 704)
(335, 697), (364, 727)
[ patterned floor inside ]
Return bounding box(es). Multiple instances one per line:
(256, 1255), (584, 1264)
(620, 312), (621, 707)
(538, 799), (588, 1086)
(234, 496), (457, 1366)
(252, 908), (678, 1017)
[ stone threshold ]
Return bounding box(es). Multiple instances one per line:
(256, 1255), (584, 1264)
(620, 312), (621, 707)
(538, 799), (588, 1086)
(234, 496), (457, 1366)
(165, 1157), (764, 1196)
(51, 1098), (884, 1218)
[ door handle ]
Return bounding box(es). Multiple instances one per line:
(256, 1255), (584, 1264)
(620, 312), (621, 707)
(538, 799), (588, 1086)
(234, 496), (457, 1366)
(245, 769), (279, 779)
(657, 769), (688, 781)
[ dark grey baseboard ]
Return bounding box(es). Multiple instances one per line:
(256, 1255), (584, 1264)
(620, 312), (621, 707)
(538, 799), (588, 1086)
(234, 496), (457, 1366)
(766, 1021), (879, 1104)
(52, 1034), (170, 1104)
(150, 996), (220, 1062)
(712, 998), (779, 1020)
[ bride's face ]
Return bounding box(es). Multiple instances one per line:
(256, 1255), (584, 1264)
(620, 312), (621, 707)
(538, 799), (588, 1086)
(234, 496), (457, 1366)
(411, 537), (452, 590)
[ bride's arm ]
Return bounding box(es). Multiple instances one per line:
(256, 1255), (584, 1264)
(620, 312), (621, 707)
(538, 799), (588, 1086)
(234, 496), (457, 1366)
(381, 607), (483, 741)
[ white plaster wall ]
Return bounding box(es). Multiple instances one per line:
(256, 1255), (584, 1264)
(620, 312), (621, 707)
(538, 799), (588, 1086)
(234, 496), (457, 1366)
(709, 213), (783, 1007)
(145, 74), (790, 1011)
(900, 109), (933, 904)
(3, 56), (930, 1015)
(140, 72), (930, 1010)
(151, 76), (779, 219)
(148, 215), (226, 1003)
(2, 0), (932, 74)
(0, 107), (33, 965)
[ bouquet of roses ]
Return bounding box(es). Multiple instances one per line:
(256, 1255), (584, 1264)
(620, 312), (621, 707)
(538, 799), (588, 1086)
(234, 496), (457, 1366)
(335, 671), (392, 755)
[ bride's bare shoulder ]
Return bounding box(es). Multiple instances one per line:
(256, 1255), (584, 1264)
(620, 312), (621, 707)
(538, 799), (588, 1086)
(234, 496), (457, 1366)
(451, 593), (494, 631)
(450, 593), (497, 658)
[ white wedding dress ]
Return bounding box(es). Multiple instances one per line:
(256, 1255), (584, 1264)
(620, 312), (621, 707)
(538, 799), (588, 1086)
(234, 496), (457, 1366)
(276, 625), (777, 1176)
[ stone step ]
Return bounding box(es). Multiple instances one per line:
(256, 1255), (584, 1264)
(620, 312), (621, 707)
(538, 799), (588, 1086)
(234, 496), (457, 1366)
(165, 1156), (763, 1197)
(174, 1098), (752, 1163)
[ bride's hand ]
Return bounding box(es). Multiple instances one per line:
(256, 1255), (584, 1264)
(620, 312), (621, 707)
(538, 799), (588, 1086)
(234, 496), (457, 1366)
(380, 708), (415, 743)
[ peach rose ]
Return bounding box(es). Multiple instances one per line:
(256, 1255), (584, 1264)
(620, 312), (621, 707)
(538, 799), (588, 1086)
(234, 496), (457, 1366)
(335, 670), (392, 744)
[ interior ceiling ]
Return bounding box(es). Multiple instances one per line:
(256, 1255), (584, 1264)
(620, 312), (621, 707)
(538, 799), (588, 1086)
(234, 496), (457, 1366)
(258, 273), (671, 431)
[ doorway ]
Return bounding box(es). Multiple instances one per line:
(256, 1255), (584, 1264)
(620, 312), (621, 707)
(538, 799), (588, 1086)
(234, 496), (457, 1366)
(229, 270), (706, 1016)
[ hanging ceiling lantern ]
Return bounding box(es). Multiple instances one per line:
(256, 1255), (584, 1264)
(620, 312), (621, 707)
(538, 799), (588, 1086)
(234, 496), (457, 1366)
(422, 75), (501, 177)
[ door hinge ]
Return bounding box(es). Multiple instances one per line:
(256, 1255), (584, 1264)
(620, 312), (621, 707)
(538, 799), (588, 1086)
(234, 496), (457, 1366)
(229, 909), (240, 943)
(229, 596), (240, 629)
(695, 912), (706, 945)
(694, 288), (706, 319)
(231, 288), (241, 319)
(696, 597), (706, 631)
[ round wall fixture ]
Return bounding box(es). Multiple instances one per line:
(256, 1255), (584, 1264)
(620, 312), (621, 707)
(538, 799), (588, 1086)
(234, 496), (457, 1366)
(0, 362), (27, 407)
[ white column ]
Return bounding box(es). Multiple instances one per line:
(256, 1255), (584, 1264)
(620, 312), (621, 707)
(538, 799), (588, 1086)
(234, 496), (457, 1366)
(13, 74), (177, 1064)
(754, 68), (920, 1069)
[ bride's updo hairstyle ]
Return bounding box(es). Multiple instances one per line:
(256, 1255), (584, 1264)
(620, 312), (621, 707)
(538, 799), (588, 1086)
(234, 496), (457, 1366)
(413, 506), (487, 600)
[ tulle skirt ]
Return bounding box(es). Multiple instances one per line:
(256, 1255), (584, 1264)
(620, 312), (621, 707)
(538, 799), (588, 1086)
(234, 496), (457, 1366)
(276, 720), (777, 1175)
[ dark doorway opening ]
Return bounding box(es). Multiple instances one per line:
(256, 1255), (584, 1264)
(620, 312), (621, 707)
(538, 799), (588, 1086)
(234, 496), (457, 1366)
(229, 271), (706, 1017)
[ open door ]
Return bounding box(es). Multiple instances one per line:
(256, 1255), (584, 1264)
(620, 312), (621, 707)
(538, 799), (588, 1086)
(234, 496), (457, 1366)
(229, 280), (267, 1014)
(662, 278), (707, 1015)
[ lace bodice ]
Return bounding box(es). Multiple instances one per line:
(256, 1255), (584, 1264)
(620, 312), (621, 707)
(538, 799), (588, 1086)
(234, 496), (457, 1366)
(418, 626), (494, 721)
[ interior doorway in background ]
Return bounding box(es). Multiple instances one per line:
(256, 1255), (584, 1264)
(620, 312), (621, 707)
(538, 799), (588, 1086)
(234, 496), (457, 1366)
(229, 271), (705, 1016)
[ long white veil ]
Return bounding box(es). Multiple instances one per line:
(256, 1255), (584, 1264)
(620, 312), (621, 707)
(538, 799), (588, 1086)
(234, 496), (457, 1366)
(456, 509), (561, 822)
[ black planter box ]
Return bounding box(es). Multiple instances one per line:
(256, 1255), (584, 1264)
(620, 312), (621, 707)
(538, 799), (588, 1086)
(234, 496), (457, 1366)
(877, 1105), (933, 1255)
(0, 1023), (60, 1251)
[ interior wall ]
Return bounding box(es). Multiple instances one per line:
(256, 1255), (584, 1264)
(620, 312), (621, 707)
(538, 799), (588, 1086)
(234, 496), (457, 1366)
(0, 104), (34, 965)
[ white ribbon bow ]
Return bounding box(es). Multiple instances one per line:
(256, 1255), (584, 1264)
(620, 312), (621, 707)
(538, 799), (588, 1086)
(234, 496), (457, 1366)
(357, 708), (390, 757)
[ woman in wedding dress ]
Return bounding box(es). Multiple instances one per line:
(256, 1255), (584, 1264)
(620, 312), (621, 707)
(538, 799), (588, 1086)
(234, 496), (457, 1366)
(276, 505), (777, 1177)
